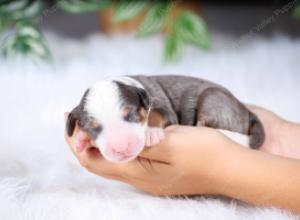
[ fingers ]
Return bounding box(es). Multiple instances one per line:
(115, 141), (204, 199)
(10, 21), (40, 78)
(140, 125), (218, 163)
(74, 146), (150, 181)
(64, 112), (69, 122)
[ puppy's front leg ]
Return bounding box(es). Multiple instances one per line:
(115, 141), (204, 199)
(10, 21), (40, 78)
(144, 108), (170, 147)
(145, 127), (165, 147)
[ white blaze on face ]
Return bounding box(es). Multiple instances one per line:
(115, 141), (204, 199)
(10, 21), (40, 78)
(84, 79), (147, 163)
(86, 80), (121, 122)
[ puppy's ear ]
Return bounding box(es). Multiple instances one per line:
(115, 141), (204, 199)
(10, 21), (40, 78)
(136, 88), (150, 110)
(114, 81), (150, 110)
(66, 107), (79, 137)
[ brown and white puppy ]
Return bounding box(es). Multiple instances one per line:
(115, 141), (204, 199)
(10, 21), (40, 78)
(66, 75), (265, 163)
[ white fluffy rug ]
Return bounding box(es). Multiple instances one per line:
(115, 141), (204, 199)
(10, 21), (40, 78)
(0, 32), (299, 220)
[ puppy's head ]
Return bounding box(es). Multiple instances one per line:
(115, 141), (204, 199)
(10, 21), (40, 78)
(66, 78), (150, 163)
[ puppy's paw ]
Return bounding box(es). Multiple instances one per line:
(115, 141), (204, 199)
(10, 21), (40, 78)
(145, 127), (165, 147)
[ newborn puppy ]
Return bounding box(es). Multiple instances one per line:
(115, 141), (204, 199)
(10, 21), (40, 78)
(66, 75), (265, 163)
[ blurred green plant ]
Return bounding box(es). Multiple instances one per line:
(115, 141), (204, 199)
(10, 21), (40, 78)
(294, 4), (300, 19)
(0, 0), (50, 59)
(0, 0), (210, 61)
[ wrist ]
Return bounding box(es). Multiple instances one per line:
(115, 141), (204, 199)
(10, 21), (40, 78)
(262, 119), (300, 159)
(279, 122), (300, 159)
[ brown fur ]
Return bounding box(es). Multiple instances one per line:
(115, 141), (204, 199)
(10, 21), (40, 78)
(148, 110), (166, 127)
(139, 108), (148, 125)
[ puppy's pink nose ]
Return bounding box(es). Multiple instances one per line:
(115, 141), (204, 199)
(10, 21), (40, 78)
(108, 136), (139, 156)
(105, 122), (142, 159)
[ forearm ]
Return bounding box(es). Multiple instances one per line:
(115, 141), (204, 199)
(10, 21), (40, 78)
(218, 142), (300, 213)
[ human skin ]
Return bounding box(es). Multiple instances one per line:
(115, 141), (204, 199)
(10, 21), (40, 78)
(64, 106), (300, 214)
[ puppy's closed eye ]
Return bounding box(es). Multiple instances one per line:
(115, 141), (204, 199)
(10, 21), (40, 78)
(90, 120), (101, 129)
(123, 110), (141, 123)
(124, 112), (135, 122)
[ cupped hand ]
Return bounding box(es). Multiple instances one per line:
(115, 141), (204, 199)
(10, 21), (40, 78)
(64, 113), (236, 196)
(64, 105), (300, 196)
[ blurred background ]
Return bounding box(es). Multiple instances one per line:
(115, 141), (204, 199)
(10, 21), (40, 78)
(0, 0), (299, 119)
(43, 1), (300, 38)
(0, 1), (300, 219)
(1, 0), (300, 60)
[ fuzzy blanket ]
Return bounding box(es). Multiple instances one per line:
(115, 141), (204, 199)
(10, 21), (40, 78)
(0, 32), (299, 220)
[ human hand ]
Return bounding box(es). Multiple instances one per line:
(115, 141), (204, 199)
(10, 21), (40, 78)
(64, 110), (300, 213)
(247, 105), (300, 159)
(64, 113), (237, 196)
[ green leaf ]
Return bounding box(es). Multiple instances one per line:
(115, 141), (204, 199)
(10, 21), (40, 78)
(2, 22), (50, 59)
(293, 5), (300, 19)
(24, 37), (50, 59)
(137, 3), (169, 37)
(16, 22), (42, 39)
(0, 0), (13, 6)
(164, 34), (183, 61)
(0, 17), (6, 33)
(58, 0), (111, 13)
(11, 1), (44, 21)
(175, 12), (210, 49)
(0, 0), (29, 14)
(113, 1), (148, 22)
(0, 0), (44, 21)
